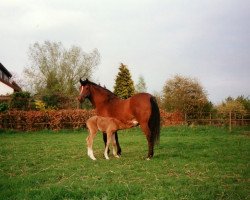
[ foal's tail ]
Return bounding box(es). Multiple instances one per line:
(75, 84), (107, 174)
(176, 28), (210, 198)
(148, 96), (160, 145)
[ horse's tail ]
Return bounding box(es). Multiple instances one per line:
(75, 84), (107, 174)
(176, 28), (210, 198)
(148, 96), (160, 145)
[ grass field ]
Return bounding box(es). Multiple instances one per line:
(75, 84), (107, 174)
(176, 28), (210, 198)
(0, 126), (249, 200)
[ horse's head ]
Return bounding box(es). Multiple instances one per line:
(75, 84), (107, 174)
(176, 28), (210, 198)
(78, 78), (91, 102)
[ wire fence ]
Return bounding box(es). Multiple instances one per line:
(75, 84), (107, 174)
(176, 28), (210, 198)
(184, 112), (250, 131)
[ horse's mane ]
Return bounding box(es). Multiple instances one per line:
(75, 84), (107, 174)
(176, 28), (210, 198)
(81, 79), (117, 99)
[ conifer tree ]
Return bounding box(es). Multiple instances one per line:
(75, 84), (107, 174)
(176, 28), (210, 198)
(113, 63), (135, 99)
(135, 75), (147, 93)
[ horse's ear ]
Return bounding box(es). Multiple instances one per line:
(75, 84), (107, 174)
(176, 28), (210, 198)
(80, 78), (84, 85)
(80, 78), (90, 85)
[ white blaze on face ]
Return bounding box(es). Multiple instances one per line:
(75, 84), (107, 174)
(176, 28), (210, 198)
(80, 86), (84, 95)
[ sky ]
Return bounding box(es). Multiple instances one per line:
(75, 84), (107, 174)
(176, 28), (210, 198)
(0, 0), (249, 104)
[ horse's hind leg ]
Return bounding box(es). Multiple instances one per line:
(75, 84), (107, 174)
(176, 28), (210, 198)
(86, 128), (97, 160)
(112, 133), (120, 158)
(140, 122), (154, 160)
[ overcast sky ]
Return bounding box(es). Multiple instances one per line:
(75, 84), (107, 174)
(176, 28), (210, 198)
(0, 0), (249, 103)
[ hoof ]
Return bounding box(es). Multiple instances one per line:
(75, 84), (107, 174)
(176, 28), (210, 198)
(117, 149), (122, 156)
(88, 156), (96, 161)
(115, 155), (120, 158)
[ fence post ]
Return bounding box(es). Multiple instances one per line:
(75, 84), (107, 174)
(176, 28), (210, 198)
(209, 113), (212, 126)
(229, 111), (232, 132)
(234, 112), (237, 126)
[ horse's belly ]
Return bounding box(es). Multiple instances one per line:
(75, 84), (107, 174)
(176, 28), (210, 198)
(96, 105), (134, 122)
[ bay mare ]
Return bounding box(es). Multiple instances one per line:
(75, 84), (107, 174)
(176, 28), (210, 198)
(86, 116), (138, 160)
(78, 79), (160, 159)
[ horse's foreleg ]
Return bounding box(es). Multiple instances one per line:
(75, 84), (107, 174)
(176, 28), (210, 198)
(112, 133), (120, 158)
(114, 131), (122, 156)
(86, 130), (97, 160)
(102, 132), (110, 155)
(103, 132), (122, 156)
(104, 133), (112, 160)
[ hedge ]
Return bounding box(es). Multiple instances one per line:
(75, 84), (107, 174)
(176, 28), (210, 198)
(160, 110), (184, 126)
(0, 109), (183, 131)
(0, 110), (95, 131)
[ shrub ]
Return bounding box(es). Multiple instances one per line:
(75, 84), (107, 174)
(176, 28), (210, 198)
(160, 110), (184, 126)
(42, 94), (60, 109)
(34, 100), (46, 111)
(0, 102), (9, 112)
(9, 92), (31, 110)
(41, 94), (78, 109)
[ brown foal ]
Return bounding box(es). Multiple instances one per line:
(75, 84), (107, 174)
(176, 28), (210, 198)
(86, 116), (138, 160)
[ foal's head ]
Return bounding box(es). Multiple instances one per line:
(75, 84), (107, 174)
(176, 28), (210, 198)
(115, 118), (139, 129)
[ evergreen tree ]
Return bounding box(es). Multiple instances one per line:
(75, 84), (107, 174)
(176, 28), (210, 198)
(135, 75), (147, 93)
(113, 63), (135, 99)
(235, 95), (250, 112)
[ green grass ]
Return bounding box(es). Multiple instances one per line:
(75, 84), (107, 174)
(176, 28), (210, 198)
(0, 126), (249, 200)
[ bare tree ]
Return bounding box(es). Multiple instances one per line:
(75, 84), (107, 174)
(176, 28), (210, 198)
(24, 41), (100, 95)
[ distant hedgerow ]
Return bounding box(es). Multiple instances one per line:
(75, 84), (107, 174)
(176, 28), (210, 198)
(0, 109), (183, 131)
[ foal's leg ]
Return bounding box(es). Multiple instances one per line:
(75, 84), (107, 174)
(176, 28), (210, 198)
(86, 129), (97, 160)
(112, 133), (120, 158)
(104, 132), (112, 160)
(103, 131), (121, 156)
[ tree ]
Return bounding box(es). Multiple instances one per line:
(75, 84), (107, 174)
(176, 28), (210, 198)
(216, 96), (246, 115)
(113, 63), (135, 99)
(162, 75), (210, 117)
(235, 95), (250, 112)
(24, 41), (100, 96)
(135, 75), (147, 93)
(153, 91), (163, 109)
(10, 71), (25, 89)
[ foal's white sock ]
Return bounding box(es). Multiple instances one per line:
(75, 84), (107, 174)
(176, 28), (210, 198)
(87, 147), (96, 160)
